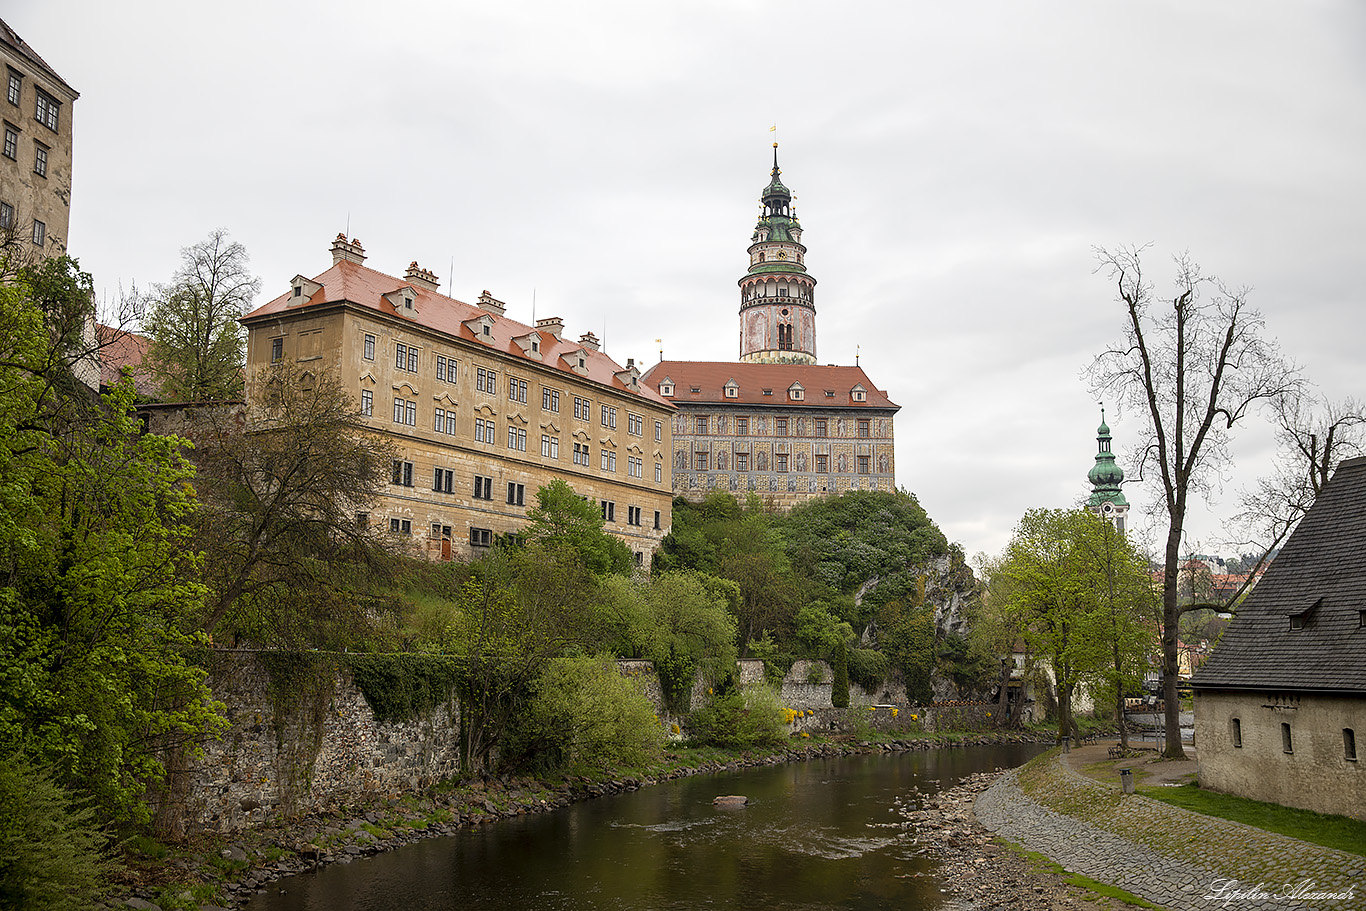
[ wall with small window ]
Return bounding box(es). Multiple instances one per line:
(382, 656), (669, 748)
(1195, 690), (1366, 821)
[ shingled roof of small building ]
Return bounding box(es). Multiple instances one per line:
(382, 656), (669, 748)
(1191, 455), (1366, 694)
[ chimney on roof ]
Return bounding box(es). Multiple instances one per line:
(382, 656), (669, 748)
(404, 262), (441, 292)
(579, 331), (600, 352)
(536, 317), (564, 340)
(477, 290), (507, 317)
(331, 234), (367, 265)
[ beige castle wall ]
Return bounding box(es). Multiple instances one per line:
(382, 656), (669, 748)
(0, 42), (76, 254)
(1196, 690), (1366, 821)
(245, 304), (673, 562)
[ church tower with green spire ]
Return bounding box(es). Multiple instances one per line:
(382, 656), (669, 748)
(738, 143), (817, 364)
(1087, 408), (1130, 533)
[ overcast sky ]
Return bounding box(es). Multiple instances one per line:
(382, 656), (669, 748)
(11, 1), (1365, 561)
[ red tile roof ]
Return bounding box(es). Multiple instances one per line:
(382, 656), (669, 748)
(641, 360), (898, 410)
(97, 324), (158, 397)
(243, 259), (670, 407)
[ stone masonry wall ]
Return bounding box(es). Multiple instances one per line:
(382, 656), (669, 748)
(153, 652), (461, 837)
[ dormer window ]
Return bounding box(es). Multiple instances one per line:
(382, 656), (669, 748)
(293, 285), (302, 298)
(485, 325), (493, 336)
(690, 386), (701, 394)
(532, 340), (539, 352)
(789, 383), (804, 401)
(1289, 596), (1321, 631)
(762, 388), (773, 396)
(404, 297), (413, 310)
(660, 383), (674, 397)
(724, 385), (738, 399)
(851, 385), (867, 402)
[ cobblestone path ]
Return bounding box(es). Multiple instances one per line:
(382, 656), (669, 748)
(975, 755), (1364, 911)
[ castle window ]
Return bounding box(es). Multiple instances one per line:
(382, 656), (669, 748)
(390, 518), (413, 536)
(628, 413), (642, 435)
(543, 388), (561, 412)
(433, 468), (454, 494)
(725, 384), (738, 398)
(858, 419), (871, 438)
(815, 418), (827, 437)
(35, 88), (60, 131)
(391, 459), (414, 487)
(360, 390), (372, 416)
(775, 417), (788, 436)
(3, 125), (16, 160)
(695, 417), (708, 434)
(541, 434), (559, 459)
(0, 202), (11, 228)
(6, 71), (20, 107)
(655, 463), (662, 483)
(736, 417), (748, 436)
(31, 219), (43, 246)
(655, 420), (663, 442)
(1231, 718), (1242, 748)
(857, 455), (870, 475)
(790, 388), (803, 401)
(364, 334), (376, 360)
(470, 527), (492, 547)
(270, 337), (283, 363)
(736, 452), (749, 472)
(762, 389), (773, 396)
(775, 454), (788, 473)
(815, 454), (828, 473)
(507, 482), (525, 506)
(473, 476), (493, 500)
(654, 510), (661, 530)
(695, 451), (708, 471)
(1282, 722), (1293, 754)
(508, 427), (527, 451)
(660, 383), (674, 397)
(509, 377), (528, 403)
(1345, 729), (1357, 762)
(601, 501), (615, 522)
(852, 389), (867, 402)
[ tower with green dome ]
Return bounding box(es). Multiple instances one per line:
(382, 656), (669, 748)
(738, 143), (818, 364)
(1087, 408), (1129, 533)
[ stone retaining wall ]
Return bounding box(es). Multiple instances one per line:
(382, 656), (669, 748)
(153, 652), (462, 837)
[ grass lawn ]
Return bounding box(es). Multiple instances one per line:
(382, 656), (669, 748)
(1138, 783), (1366, 857)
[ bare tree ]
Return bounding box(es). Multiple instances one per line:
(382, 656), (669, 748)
(1089, 246), (1298, 759)
(187, 361), (391, 641)
(143, 229), (261, 401)
(1223, 393), (1364, 600)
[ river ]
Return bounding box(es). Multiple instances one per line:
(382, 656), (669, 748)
(244, 743), (1046, 911)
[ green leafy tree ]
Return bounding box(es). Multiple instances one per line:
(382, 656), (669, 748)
(989, 508), (1153, 745)
(830, 640), (850, 708)
(523, 478), (632, 576)
(0, 258), (221, 827)
(143, 229), (261, 401)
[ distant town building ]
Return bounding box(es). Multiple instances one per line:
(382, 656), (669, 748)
(241, 236), (675, 564)
(643, 146), (898, 508)
(0, 18), (77, 256)
(1085, 408), (1128, 533)
(1191, 455), (1366, 821)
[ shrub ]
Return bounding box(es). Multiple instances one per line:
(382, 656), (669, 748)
(502, 655), (664, 774)
(847, 648), (889, 691)
(687, 681), (787, 749)
(0, 754), (114, 910)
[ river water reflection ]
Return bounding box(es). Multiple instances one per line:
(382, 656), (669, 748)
(245, 743), (1046, 911)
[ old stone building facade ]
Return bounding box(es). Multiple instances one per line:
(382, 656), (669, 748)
(1191, 455), (1366, 821)
(241, 236), (675, 563)
(0, 18), (77, 256)
(643, 146), (898, 507)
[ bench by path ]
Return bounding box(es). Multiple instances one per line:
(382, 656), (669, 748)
(975, 754), (1363, 911)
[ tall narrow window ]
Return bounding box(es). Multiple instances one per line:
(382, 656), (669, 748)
(1346, 729), (1358, 762)
(1231, 718), (1242, 748)
(1281, 722), (1293, 754)
(364, 334), (375, 360)
(33, 142), (46, 177)
(360, 389), (373, 416)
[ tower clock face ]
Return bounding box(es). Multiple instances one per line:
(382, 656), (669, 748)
(1103, 503), (1114, 514)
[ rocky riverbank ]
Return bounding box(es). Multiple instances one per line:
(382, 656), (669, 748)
(894, 770), (1153, 911)
(102, 732), (1051, 911)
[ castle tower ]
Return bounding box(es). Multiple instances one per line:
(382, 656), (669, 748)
(1086, 408), (1130, 533)
(738, 144), (817, 364)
